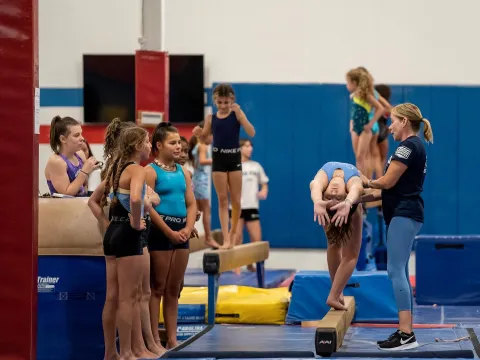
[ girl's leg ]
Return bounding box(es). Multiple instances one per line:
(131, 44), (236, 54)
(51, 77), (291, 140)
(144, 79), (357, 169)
(212, 172), (231, 248)
(227, 170), (243, 249)
(326, 206), (363, 310)
(233, 218), (245, 274)
(378, 138), (389, 167)
(103, 256), (119, 360)
(162, 249), (190, 349)
(197, 198), (220, 248)
(149, 250), (174, 347)
(355, 130), (373, 175)
(116, 255), (144, 360)
(245, 219), (262, 271)
(138, 248), (165, 357)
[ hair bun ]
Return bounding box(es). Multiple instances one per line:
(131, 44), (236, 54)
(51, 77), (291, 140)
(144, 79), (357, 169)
(158, 122), (173, 128)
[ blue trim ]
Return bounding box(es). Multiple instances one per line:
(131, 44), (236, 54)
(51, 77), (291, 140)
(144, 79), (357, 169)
(40, 88), (83, 107)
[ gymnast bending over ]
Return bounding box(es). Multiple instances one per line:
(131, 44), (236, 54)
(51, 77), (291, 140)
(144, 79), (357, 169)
(310, 162), (365, 310)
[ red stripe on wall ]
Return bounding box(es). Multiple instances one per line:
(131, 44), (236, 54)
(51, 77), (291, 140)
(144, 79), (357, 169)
(39, 123), (196, 144)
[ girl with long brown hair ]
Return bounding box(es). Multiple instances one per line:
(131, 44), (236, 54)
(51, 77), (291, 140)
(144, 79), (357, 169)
(309, 162), (365, 311)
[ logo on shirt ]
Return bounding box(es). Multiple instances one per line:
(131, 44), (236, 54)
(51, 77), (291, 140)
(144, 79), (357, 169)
(395, 146), (412, 159)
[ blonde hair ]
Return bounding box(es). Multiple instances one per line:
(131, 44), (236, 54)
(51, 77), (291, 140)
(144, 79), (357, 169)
(391, 103), (434, 144)
(346, 68), (373, 101)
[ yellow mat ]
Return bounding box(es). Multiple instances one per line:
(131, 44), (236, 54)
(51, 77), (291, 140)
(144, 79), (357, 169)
(159, 285), (290, 325)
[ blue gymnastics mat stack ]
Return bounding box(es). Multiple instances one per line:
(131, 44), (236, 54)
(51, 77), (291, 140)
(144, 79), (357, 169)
(37, 256), (106, 360)
(286, 270), (398, 324)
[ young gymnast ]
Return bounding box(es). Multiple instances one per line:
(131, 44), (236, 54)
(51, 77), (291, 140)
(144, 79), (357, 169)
(357, 103), (433, 350)
(146, 122), (197, 349)
(95, 118), (164, 358)
(231, 139), (269, 272)
(45, 115), (100, 196)
(309, 162), (365, 310)
(191, 121), (220, 248)
(346, 68), (384, 175)
(89, 126), (152, 360)
(193, 84), (255, 249)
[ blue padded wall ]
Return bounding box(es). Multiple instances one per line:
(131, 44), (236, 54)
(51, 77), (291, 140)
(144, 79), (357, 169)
(209, 83), (478, 248)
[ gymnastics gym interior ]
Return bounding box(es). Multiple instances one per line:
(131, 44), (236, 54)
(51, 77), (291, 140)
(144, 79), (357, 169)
(1, 1), (480, 360)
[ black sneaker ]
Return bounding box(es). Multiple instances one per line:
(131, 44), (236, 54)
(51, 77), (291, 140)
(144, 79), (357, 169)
(378, 330), (419, 351)
(376, 330), (399, 345)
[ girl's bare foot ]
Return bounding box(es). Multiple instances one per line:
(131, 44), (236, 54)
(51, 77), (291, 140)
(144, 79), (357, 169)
(205, 236), (221, 249)
(147, 342), (167, 357)
(339, 293), (345, 305)
(166, 341), (178, 350)
(246, 264), (256, 272)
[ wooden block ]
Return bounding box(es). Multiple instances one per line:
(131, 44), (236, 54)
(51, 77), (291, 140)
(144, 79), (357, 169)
(314, 296), (355, 356)
(203, 241), (270, 274)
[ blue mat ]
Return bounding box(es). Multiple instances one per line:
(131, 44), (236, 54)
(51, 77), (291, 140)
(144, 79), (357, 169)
(415, 235), (480, 306)
(286, 270), (398, 324)
(37, 256), (106, 360)
(184, 268), (295, 288)
(165, 325), (476, 358)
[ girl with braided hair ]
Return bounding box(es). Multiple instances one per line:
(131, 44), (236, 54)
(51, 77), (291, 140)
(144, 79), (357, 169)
(309, 162), (365, 311)
(89, 126), (153, 360)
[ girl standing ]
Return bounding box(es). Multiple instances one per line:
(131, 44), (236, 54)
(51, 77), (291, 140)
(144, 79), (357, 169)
(193, 84), (255, 249)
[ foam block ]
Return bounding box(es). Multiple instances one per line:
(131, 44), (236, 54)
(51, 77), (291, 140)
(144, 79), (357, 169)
(415, 235), (480, 305)
(37, 256), (106, 360)
(286, 270), (397, 324)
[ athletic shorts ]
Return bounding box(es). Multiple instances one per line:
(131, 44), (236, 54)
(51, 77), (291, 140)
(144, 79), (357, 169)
(103, 216), (146, 258)
(229, 208), (260, 222)
(147, 215), (189, 251)
(377, 118), (389, 143)
(212, 147), (242, 173)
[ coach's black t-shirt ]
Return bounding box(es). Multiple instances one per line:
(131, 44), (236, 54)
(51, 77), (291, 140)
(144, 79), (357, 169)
(382, 135), (427, 226)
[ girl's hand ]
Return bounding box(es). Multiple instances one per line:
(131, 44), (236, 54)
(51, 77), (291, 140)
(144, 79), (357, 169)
(330, 200), (352, 227)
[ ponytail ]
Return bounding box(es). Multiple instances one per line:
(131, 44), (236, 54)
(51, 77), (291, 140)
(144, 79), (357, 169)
(49, 115), (79, 154)
(422, 118), (434, 144)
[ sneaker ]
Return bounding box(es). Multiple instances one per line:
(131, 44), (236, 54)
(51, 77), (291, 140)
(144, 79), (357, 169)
(378, 330), (419, 351)
(376, 330), (398, 345)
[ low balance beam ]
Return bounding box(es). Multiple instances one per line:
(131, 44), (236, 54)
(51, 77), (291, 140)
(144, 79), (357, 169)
(202, 241), (270, 325)
(314, 296), (355, 357)
(189, 229), (223, 253)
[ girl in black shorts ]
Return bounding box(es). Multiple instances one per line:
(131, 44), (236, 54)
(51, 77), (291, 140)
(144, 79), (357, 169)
(193, 84), (256, 249)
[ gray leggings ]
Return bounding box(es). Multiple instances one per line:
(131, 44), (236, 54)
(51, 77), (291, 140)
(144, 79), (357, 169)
(386, 216), (422, 312)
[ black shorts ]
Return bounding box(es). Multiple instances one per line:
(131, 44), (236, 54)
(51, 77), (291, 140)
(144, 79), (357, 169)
(229, 208), (260, 222)
(141, 215), (151, 248)
(147, 215), (189, 251)
(103, 217), (146, 258)
(212, 147), (242, 173)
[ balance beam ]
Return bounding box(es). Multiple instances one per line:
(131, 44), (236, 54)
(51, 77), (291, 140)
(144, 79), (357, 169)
(312, 296), (356, 357)
(202, 241), (270, 325)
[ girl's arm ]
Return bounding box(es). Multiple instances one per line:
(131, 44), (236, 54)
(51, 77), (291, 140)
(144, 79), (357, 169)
(232, 104), (255, 137)
(378, 95), (392, 113)
(365, 94), (384, 130)
(47, 156), (90, 196)
(344, 177), (364, 205)
(181, 166), (197, 235)
(87, 180), (109, 232)
(310, 169), (329, 202)
(198, 144), (212, 165)
(129, 165), (146, 229)
(201, 115), (212, 139)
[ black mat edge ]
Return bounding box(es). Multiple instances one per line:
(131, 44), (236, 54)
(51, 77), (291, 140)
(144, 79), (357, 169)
(467, 328), (480, 358)
(160, 325), (213, 357)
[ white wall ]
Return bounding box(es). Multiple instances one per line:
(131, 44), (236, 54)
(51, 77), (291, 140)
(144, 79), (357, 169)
(165, 0), (480, 85)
